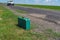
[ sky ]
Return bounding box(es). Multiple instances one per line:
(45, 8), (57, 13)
(0, 0), (60, 6)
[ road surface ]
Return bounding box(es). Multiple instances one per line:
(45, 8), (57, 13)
(9, 6), (60, 22)
(12, 6), (60, 15)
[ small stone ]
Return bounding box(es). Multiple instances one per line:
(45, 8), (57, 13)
(56, 21), (60, 24)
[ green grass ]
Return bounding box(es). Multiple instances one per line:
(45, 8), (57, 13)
(0, 5), (60, 40)
(16, 4), (60, 10)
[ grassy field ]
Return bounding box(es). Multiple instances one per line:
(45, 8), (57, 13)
(0, 5), (47, 40)
(16, 4), (60, 10)
(0, 5), (60, 40)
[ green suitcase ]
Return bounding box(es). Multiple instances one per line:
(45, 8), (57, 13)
(18, 17), (30, 30)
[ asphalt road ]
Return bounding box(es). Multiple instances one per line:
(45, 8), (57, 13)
(12, 6), (60, 15)
(10, 6), (60, 21)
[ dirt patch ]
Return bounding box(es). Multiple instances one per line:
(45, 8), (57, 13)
(27, 15), (60, 32)
(29, 14), (60, 25)
(0, 18), (2, 20)
(29, 14), (46, 18)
